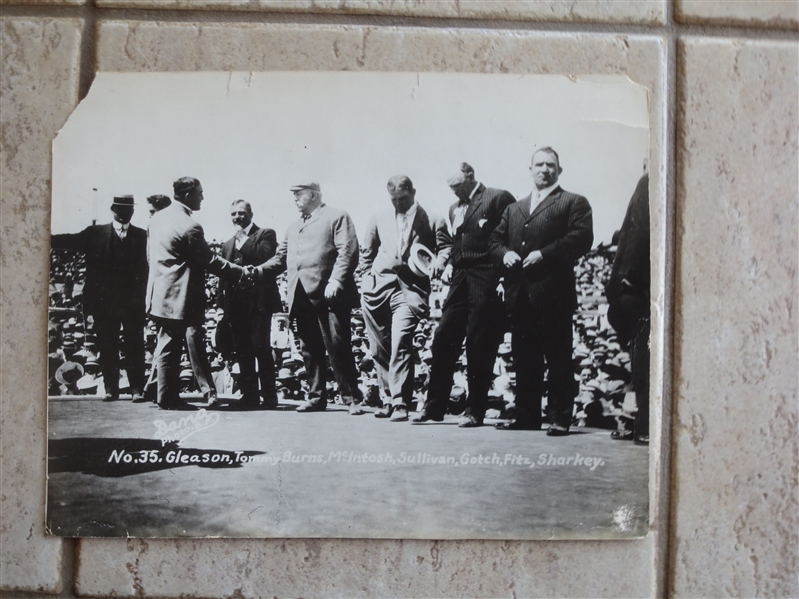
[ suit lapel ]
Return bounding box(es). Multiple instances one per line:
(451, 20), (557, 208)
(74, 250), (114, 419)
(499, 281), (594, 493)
(299, 206), (323, 232)
(238, 224), (259, 253)
(528, 187), (561, 222)
(462, 184), (485, 226)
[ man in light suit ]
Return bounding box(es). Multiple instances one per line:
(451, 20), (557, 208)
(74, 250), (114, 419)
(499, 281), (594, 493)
(218, 200), (282, 409)
(489, 147), (593, 435)
(254, 182), (362, 413)
(361, 175), (451, 421)
(412, 163), (516, 427)
(147, 177), (246, 411)
(51, 195), (148, 402)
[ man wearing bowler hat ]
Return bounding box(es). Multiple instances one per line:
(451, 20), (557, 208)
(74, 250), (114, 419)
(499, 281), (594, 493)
(51, 195), (148, 402)
(360, 175), (451, 421)
(252, 182), (362, 413)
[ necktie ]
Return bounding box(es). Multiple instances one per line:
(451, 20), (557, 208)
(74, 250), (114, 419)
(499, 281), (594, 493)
(116, 225), (127, 240)
(398, 213), (410, 256)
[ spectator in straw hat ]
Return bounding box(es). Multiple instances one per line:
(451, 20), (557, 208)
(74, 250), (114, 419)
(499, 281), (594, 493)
(360, 175), (451, 421)
(51, 195), (148, 402)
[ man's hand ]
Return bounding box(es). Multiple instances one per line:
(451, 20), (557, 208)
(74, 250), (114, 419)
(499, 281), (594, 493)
(430, 256), (446, 278)
(238, 266), (255, 290)
(324, 280), (343, 300)
(522, 250), (543, 268)
(503, 251), (522, 268)
(496, 281), (505, 301)
(441, 263), (454, 286)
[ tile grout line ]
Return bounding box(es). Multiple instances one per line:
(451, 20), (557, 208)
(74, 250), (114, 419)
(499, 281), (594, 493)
(0, 4), (798, 39)
(659, 1), (678, 598)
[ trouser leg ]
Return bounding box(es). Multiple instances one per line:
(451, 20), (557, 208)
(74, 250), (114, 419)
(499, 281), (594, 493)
(510, 304), (543, 426)
(231, 309), (258, 400)
(291, 286), (328, 402)
(541, 311), (578, 428)
(120, 310), (146, 392)
(319, 300), (361, 402)
(94, 312), (122, 395)
(632, 317), (650, 438)
(463, 294), (503, 420)
(388, 291), (419, 407)
(425, 282), (468, 416)
(185, 322), (216, 397)
(361, 297), (392, 403)
(253, 311), (277, 403)
(154, 319), (184, 406)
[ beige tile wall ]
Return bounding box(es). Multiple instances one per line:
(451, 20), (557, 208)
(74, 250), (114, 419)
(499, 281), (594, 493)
(0, 1), (796, 597)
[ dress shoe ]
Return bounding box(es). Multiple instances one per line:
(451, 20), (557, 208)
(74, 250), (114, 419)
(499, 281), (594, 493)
(546, 424), (570, 437)
(348, 403), (365, 415)
(206, 395), (223, 409)
(410, 410), (444, 424)
(374, 406), (392, 418)
(610, 429), (635, 441)
(495, 420), (541, 431)
(634, 434), (650, 446)
(458, 414), (483, 428)
(160, 402), (198, 411)
(102, 392), (119, 402)
(390, 407), (409, 422)
(296, 400), (326, 412)
(131, 392), (149, 404)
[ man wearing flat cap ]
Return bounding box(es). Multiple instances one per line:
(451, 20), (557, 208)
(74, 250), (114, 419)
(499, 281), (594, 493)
(253, 182), (362, 413)
(360, 175), (451, 421)
(147, 177), (247, 410)
(218, 199), (282, 410)
(413, 163), (515, 427)
(51, 195), (148, 402)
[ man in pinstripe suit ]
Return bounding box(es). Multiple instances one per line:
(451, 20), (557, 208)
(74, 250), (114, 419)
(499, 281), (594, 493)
(489, 147), (593, 435)
(412, 163), (515, 427)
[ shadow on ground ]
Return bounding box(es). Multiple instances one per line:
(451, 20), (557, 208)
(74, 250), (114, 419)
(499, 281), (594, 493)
(48, 437), (265, 477)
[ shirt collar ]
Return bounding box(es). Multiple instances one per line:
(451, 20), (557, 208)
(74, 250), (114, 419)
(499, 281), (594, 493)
(531, 183), (559, 214)
(175, 200), (193, 216)
(397, 202), (418, 220)
(112, 220), (129, 233)
(468, 182), (483, 201)
(238, 222), (254, 235)
(303, 203), (324, 221)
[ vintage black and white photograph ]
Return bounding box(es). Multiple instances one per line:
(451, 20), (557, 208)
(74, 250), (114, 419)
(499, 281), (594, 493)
(46, 71), (651, 539)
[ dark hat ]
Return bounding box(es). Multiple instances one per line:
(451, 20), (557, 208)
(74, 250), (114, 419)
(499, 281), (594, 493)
(290, 182), (320, 193)
(112, 195), (135, 206)
(387, 175), (414, 193)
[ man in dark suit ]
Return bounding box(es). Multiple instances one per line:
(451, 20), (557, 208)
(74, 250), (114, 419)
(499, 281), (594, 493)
(147, 177), (246, 410)
(412, 163), (515, 427)
(253, 182), (362, 413)
(218, 200), (282, 409)
(489, 147), (593, 435)
(51, 195), (148, 402)
(361, 175), (451, 421)
(606, 172), (650, 445)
